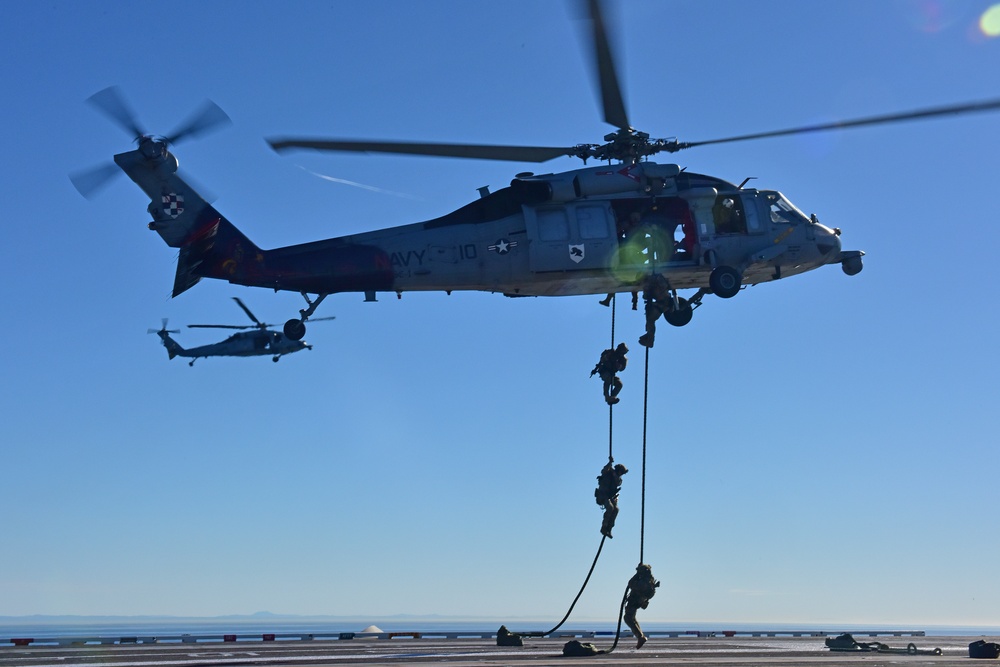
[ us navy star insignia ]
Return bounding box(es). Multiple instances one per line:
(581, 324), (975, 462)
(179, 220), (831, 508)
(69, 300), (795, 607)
(488, 238), (517, 255)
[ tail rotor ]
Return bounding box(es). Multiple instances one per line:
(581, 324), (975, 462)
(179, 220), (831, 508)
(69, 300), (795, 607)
(70, 86), (231, 199)
(147, 318), (180, 336)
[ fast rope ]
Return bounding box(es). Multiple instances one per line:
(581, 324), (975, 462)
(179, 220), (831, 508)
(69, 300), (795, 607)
(600, 329), (651, 656)
(640, 343), (649, 563)
(608, 294), (616, 460)
(600, 301), (653, 655)
(520, 295), (619, 640)
(516, 294), (653, 656)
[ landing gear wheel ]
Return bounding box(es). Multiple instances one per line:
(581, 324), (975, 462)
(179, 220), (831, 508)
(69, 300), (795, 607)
(283, 318), (306, 341)
(709, 266), (742, 299)
(664, 297), (693, 327)
(272, 356), (280, 363)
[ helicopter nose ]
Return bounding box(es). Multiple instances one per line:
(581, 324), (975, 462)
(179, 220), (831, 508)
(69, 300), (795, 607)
(815, 224), (842, 259)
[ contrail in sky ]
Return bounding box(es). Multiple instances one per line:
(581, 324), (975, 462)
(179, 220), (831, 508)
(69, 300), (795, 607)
(296, 165), (422, 200)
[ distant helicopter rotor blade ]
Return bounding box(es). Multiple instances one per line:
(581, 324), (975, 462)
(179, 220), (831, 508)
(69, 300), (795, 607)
(69, 162), (122, 199)
(86, 86), (146, 140)
(267, 138), (578, 163)
(164, 99), (232, 145)
(148, 318), (179, 334)
(669, 97), (1000, 152)
(584, 0), (630, 131)
(303, 315), (337, 323)
(187, 324), (255, 330)
(231, 297), (265, 328)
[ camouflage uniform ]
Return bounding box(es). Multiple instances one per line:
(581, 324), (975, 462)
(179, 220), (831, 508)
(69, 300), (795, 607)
(591, 343), (628, 405)
(624, 563), (660, 649)
(638, 274), (672, 348)
(595, 461), (628, 538)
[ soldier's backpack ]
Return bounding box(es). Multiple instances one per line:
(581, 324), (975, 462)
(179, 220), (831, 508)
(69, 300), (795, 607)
(969, 640), (1000, 659)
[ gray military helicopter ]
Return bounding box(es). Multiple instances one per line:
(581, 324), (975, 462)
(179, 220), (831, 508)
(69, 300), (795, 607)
(148, 297), (334, 366)
(73, 0), (1000, 342)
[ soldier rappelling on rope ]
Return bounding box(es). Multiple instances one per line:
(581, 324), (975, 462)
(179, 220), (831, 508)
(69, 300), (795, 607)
(591, 343), (628, 405)
(624, 563), (660, 649)
(638, 274), (672, 348)
(595, 460), (628, 539)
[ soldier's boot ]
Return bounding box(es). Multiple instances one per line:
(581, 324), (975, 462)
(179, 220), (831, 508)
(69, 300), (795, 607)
(638, 333), (654, 348)
(598, 294), (613, 307)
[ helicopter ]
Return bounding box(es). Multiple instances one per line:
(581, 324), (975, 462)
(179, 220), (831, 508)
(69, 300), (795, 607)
(148, 297), (334, 366)
(72, 1), (1000, 343)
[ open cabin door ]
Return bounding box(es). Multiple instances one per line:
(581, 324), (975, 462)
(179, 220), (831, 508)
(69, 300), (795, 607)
(524, 202), (617, 272)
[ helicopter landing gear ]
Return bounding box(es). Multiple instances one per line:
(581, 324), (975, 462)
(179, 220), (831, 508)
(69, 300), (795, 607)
(188, 359), (196, 367)
(284, 292), (330, 341)
(664, 297), (693, 327)
(272, 355), (280, 363)
(283, 318), (306, 341)
(709, 266), (742, 299)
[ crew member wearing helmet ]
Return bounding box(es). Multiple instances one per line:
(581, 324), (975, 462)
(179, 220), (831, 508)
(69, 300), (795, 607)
(624, 563), (660, 649)
(591, 343), (629, 405)
(594, 461), (628, 539)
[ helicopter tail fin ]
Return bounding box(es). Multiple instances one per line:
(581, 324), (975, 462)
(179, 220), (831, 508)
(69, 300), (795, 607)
(113, 147), (265, 297)
(156, 331), (185, 360)
(170, 214), (263, 297)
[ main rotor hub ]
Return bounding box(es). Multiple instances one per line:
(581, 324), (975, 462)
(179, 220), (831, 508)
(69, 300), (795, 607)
(576, 128), (674, 165)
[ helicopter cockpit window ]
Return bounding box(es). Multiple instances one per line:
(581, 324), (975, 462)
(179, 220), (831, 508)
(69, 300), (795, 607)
(764, 191), (809, 225)
(537, 209), (570, 241)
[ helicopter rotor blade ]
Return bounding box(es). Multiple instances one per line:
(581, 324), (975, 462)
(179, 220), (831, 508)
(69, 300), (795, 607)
(303, 315), (337, 323)
(267, 138), (579, 163)
(670, 97), (1000, 152)
(69, 162), (122, 199)
(86, 86), (146, 140)
(231, 297), (265, 328)
(187, 324), (255, 330)
(148, 318), (180, 334)
(164, 99), (232, 145)
(583, 0), (630, 131)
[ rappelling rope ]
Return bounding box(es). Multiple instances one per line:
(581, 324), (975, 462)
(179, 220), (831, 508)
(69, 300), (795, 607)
(521, 535), (607, 638)
(599, 586), (630, 654)
(521, 294), (620, 640)
(608, 294), (616, 461)
(603, 342), (651, 655)
(640, 344), (649, 563)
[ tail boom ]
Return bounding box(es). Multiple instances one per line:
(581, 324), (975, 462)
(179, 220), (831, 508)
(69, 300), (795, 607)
(115, 147), (394, 297)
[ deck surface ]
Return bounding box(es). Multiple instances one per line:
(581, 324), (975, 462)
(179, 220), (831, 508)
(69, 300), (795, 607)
(0, 634), (984, 666)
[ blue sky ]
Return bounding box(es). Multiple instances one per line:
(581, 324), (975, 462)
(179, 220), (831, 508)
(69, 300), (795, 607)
(1, 0), (999, 627)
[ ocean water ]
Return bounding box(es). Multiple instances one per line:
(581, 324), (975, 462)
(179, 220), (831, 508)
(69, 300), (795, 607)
(1, 618), (998, 640)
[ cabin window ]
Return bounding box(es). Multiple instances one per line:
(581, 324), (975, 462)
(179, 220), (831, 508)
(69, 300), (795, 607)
(537, 209), (570, 241)
(713, 195), (747, 234)
(577, 205), (610, 239)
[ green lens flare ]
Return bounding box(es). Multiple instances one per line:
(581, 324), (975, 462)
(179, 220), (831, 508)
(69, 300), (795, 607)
(981, 4), (1000, 37)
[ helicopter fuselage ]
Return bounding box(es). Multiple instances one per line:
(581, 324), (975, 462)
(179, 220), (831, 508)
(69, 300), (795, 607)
(154, 326), (310, 365)
(118, 146), (862, 306)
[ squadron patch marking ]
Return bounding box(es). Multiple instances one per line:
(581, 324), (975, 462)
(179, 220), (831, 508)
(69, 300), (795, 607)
(569, 243), (585, 263)
(161, 193), (184, 218)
